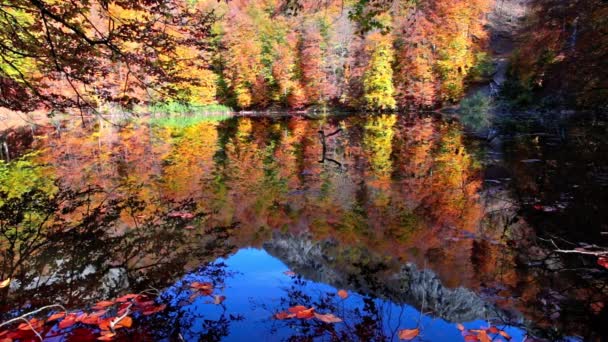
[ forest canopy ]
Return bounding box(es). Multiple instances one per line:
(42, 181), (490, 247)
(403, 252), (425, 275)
(0, 0), (494, 113)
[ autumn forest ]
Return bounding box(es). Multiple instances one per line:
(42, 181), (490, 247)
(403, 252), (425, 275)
(1, 0), (607, 341)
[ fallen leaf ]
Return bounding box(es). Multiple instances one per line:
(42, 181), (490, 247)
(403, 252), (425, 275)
(18, 318), (43, 331)
(114, 316), (132, 329)
(598, 257), (608, 269)
(398, 328), (420, 340)
(457, 323), (465, 331)
(477, 330), (491, 342)
(487, 326), (499, 334)
(464, 335), (480, 342)
(135, 300), (155, 309)
(98, 318), (112, 331)
(91, 310), (107, 317)
(59, 314), (78, 329)
(0, 278), (10, 289)
(214, 295), (226, 305)
(115, 294), (139, 303)
(93, 300), (115, 310)
(337, 290), (348, 299)
(288, 305), (308, 314)
(314, 313), (343, 323)
(47, 312), (66, 322)
(499, 330), (512, 340)
(97, 332), (116, 341)
(80, 314), (101, 325)
(296, 308), (315, 319)
(142, 304), (166, 316)
(274, 312), (293, 320)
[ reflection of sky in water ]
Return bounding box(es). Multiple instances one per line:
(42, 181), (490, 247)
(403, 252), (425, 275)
(163, 249), (528, 341)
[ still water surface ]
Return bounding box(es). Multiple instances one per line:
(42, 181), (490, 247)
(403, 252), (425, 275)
(1, 113), (606, 341)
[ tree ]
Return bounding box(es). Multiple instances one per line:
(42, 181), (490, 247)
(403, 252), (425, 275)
(0, 0), (218, 115)
(362, 32), (396, 111)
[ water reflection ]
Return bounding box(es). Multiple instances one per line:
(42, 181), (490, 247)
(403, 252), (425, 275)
(0, 113), (601, 340)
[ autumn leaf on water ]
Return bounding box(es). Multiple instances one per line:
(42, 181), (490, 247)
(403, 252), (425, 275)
(114, 316), (133, 329)
(476, 330), (491, 342)
(274, 311), (294, 320)
(17, 318), (43, 331)
(487, 326), (499, 334)
(598, 257), (608, 269)
(115, 294), (139, 303)
(98, 318), (112, 331)
(93, 300), (115, 310)
(0, 278), (10, 289)
(47, 312), (66, 322)
(142, 304), (167, 316)
(283, 270), (296, 277)
(398, 328), (420, 340)
(97, 332), (116, 341)
(457, 323), (465, 331)
(59, 313), (79, 329)
(498, 330), (512, 340)
(463, 335), (479, 342)
(288, 305), (308, 314)
(314, 313), (343, 323)
(296, 308), (315, 319)
(337, 289), (348, 299)
(285, 306), (315, 319)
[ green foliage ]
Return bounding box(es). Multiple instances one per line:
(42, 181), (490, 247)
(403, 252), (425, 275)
(150, 102), (232, 115)
(468, 52), (495, 82)
(0, 154), (57, 207)
(459, 92), (492, 130)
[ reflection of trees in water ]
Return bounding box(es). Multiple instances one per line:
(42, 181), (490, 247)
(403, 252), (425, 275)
(141, 264), (243, 342)
(260, 276), (407, 342)
(0, 178), (239, 317)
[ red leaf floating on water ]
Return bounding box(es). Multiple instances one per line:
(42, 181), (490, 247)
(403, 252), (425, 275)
(190, 282), (213, 291)
(98, 318), (112, 331)
(115, 294), (139, 303)
(464, 335), (479, 342)
(314, 313), (343, 323)
(337, 290), (348, 299)
(598, 257), (608, 269)
(398, 328), (420, 340)
(295, 308), (315, 319)
(487, 326), (499, 334)
(499, 330), (512, 340)
(97, 332), (116, 341)
(456, 324), (465, 331)
(114, 316), (132, 329)
(47, 312), (66, 322)
(93, 300), (115, 310)
(59, 313), (78, 329)
(288, 305), (308, 314)
(19, 321), (41, 333)
(80, 314), (101, 325)
(142, 304), (167, 316)
(274, 311), (293, 320)
(477, 331), (491, 342)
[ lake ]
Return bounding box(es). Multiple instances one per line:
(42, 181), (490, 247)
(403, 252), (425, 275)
(0, 112), (606, 341)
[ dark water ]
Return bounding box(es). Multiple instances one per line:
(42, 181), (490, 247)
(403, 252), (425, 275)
(0, 113), (605, 341)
